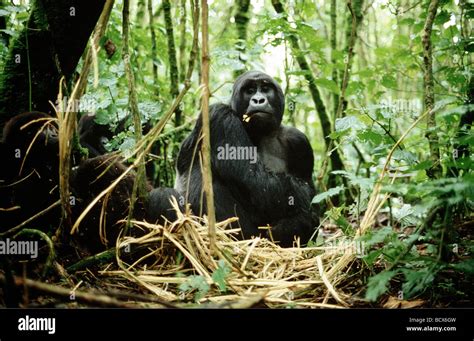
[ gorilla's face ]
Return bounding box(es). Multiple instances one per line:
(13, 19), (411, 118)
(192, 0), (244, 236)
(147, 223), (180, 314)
(231, 71), (285, 137)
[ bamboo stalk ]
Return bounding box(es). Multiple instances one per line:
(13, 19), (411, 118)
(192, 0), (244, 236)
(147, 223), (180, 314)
(200, 0), (217, 256)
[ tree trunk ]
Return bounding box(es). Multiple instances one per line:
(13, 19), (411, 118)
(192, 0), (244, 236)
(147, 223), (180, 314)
(178, 0), (187, 83)
(338, 0), (364, 119)
(163, 0), (182, 127)
(0, 0), (106, 135)
(422, 0), (440, 178)
(234, 0), (250, 77)
(147, 0), (159, 98)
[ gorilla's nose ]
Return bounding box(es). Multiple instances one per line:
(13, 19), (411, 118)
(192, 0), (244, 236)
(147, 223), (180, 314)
(250, 94), (267, 108)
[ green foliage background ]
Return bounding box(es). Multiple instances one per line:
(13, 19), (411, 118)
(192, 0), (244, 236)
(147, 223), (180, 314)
(0, 0), (472, 305)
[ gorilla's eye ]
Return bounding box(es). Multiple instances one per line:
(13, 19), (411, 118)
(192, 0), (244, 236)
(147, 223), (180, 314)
(261, 85), (271, 92)
(245, 87), (256, 95)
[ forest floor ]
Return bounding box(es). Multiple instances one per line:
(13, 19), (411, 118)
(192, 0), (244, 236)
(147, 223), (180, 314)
(3, 208), (471, 309)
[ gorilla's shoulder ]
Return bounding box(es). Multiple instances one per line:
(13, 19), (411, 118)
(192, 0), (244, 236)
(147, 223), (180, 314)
(209, 103), (234, 117)
(280, 125), (310, 144)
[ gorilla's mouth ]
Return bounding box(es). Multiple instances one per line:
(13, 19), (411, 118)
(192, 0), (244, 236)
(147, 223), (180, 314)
(243, 111), (272, 123)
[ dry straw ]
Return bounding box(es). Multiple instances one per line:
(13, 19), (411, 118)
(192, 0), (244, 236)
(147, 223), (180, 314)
(99, 199), (353, 307)
(97, 110), (430, 308)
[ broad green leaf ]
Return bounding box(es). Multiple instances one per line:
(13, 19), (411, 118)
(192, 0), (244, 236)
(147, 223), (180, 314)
(179, 275), (210, 302)
(335, 116), (364, 132)
(358, 130), (383, 145)
(212, 260), (231, 292)
(362, 226), (394, 247)
(392, 150), (418, 165)
(452, 259), (474, 274)
(381, 75), (397, 89)
(363, 249), (383, 266)
(401, 267), (436, 298)
(332, 170), (374, 191)
(312, 186), (344, 204)
(365, 270), (397, 302)
(314, 78), (340, 95)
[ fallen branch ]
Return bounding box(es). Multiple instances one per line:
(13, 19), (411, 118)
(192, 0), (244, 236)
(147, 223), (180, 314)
(0, 274), (175, 308)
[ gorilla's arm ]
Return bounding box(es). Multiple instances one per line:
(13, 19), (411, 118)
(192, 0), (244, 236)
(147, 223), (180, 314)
(146, 187), (184, 223)
(266, 126), (316, 245)
(284, 126), (315, 185)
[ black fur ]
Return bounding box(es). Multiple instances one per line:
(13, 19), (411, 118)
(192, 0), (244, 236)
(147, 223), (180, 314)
(146, 187), (184, 223)
(174, 71), (317, 246)
(0, 112), (60, 231)
(70, 155), (152, 252)
(0, 112), (151, 253)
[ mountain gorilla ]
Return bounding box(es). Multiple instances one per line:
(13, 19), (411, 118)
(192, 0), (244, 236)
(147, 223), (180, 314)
(0, 112), (149, 252)
(70, 154), (151, 252)
(0, 112), (60, 230)
(173, 70), (317, 246)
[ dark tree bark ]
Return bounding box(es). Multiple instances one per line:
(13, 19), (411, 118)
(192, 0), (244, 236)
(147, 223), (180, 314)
(234, 0), (250, 77)
(147, 0), (159, 98)
(163, 0), (181, 127)
(0, 0), (106, 136)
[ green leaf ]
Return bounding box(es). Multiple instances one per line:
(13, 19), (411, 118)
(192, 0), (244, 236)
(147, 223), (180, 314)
(409, 160), (433, 171)
(335, 215), (353, 236)
(329, 130), (347, 139)
(331, 170), (374, 191)
(357, 68), (374, 78)
(381, 75), (397, 89)
(439, 104), (473, 120)
(179, 275), (210, 302)
(451, 258), (474, 275)
(394, 204), (419, 227)
(314, 78), (340, 94)
(392, 150), (418, 165)
(365, 270), (397, 302)
(401, 267), (436, 298)
(212, 259), (231, 292)
(434, 10), (450, 25)
(362, 226), (393, 247)
(345, 81), (364, 97)
(335, 116), (364, 132)
(312, 186), (344, 204)
(363, 249), (383, 266)
(399, 18), (415, 26)
(358, 130), (383, 145)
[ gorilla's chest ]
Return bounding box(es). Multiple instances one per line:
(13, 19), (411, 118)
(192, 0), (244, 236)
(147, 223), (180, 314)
(257, 134), (288, 173)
